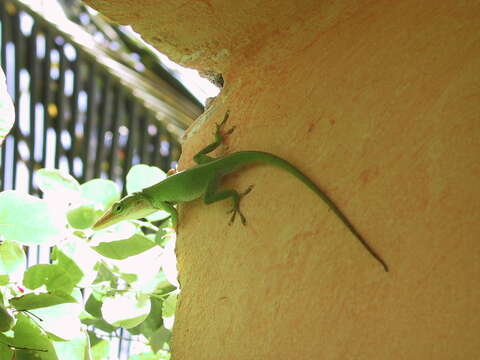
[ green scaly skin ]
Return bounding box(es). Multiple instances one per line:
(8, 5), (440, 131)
(92, 111), (388, 272)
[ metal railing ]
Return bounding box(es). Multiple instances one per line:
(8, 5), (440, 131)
(0, 0), (202, 195)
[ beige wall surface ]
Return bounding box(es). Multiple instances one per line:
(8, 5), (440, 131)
(84, 0), (480, 358)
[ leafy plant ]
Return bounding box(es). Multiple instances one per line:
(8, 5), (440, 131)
(0, 165), (178, 359)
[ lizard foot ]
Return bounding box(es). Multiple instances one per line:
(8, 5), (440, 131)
(216, 111), (235, 138)
(226, 185), (254, 225)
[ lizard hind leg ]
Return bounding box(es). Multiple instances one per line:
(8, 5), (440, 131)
(226, 185), (254, 225)
(193, 111), (235, 165)
(204, 176), (254, 225)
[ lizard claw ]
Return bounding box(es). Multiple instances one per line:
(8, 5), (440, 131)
(227, 209), (237, 225)
(242, 185), (254, 196)
(227, 208), (246, 225)
(226, 185), (254, 225)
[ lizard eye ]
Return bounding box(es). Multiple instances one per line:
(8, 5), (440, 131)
(113, 203), (123, 213)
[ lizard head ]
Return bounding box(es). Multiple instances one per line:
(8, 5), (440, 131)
(92, 193), (156, 231)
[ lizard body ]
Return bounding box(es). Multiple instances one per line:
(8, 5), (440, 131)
(92, 112), (388, 272)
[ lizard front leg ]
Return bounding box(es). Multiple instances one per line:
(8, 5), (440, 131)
(193, 111), (235, 164)
(152, 201), (178, 227)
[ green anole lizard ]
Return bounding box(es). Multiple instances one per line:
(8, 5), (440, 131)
(92, 112), (388, 272)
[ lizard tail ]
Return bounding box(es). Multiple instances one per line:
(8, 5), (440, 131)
(232, 151), (389, 272)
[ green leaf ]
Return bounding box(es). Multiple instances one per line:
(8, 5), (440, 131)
(67, 204), (98, 229)
(101, 293), (151, 329)
(29, 303), (83, 340)
(0, 305), (15, 332)
(86, 330), (103, 347)
(80, 316), (117, 333)
(81, 179), (120, 209)
(23, 264), (78, 294)
(57, 240), (99, 288)
(0, 240), (26, 275)
(129, 297), (164, 337)
(36, 169), (80, 196)
(92, 234), (156, 260)
(93, 262), (117, 288)
(10, 292), (77, 310)
(10, 313), (57, 360)
(51, 248), (84, 289)
(0, 67), (15, 147)
(0, 191), (67, 245)
(24, 250), (83, 294)
(161, 293), (177, 318)
(154, 282), (177, 297)
(89, 333), (110, 360)
(85, 293), (103, 318)
(52, 331), (91, 360)
(126, 164), (166, 194)
(150, 326), (171, 353)
(136, 269), (175, 296)
(0, 274), (8, 286)
(120, 272), (138, 283)
(0, 339), (13, 360)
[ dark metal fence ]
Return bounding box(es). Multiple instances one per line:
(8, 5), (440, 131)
(0, 0), (202, 195)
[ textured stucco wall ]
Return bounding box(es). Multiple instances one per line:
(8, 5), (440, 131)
(84, 1), (480, 359)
